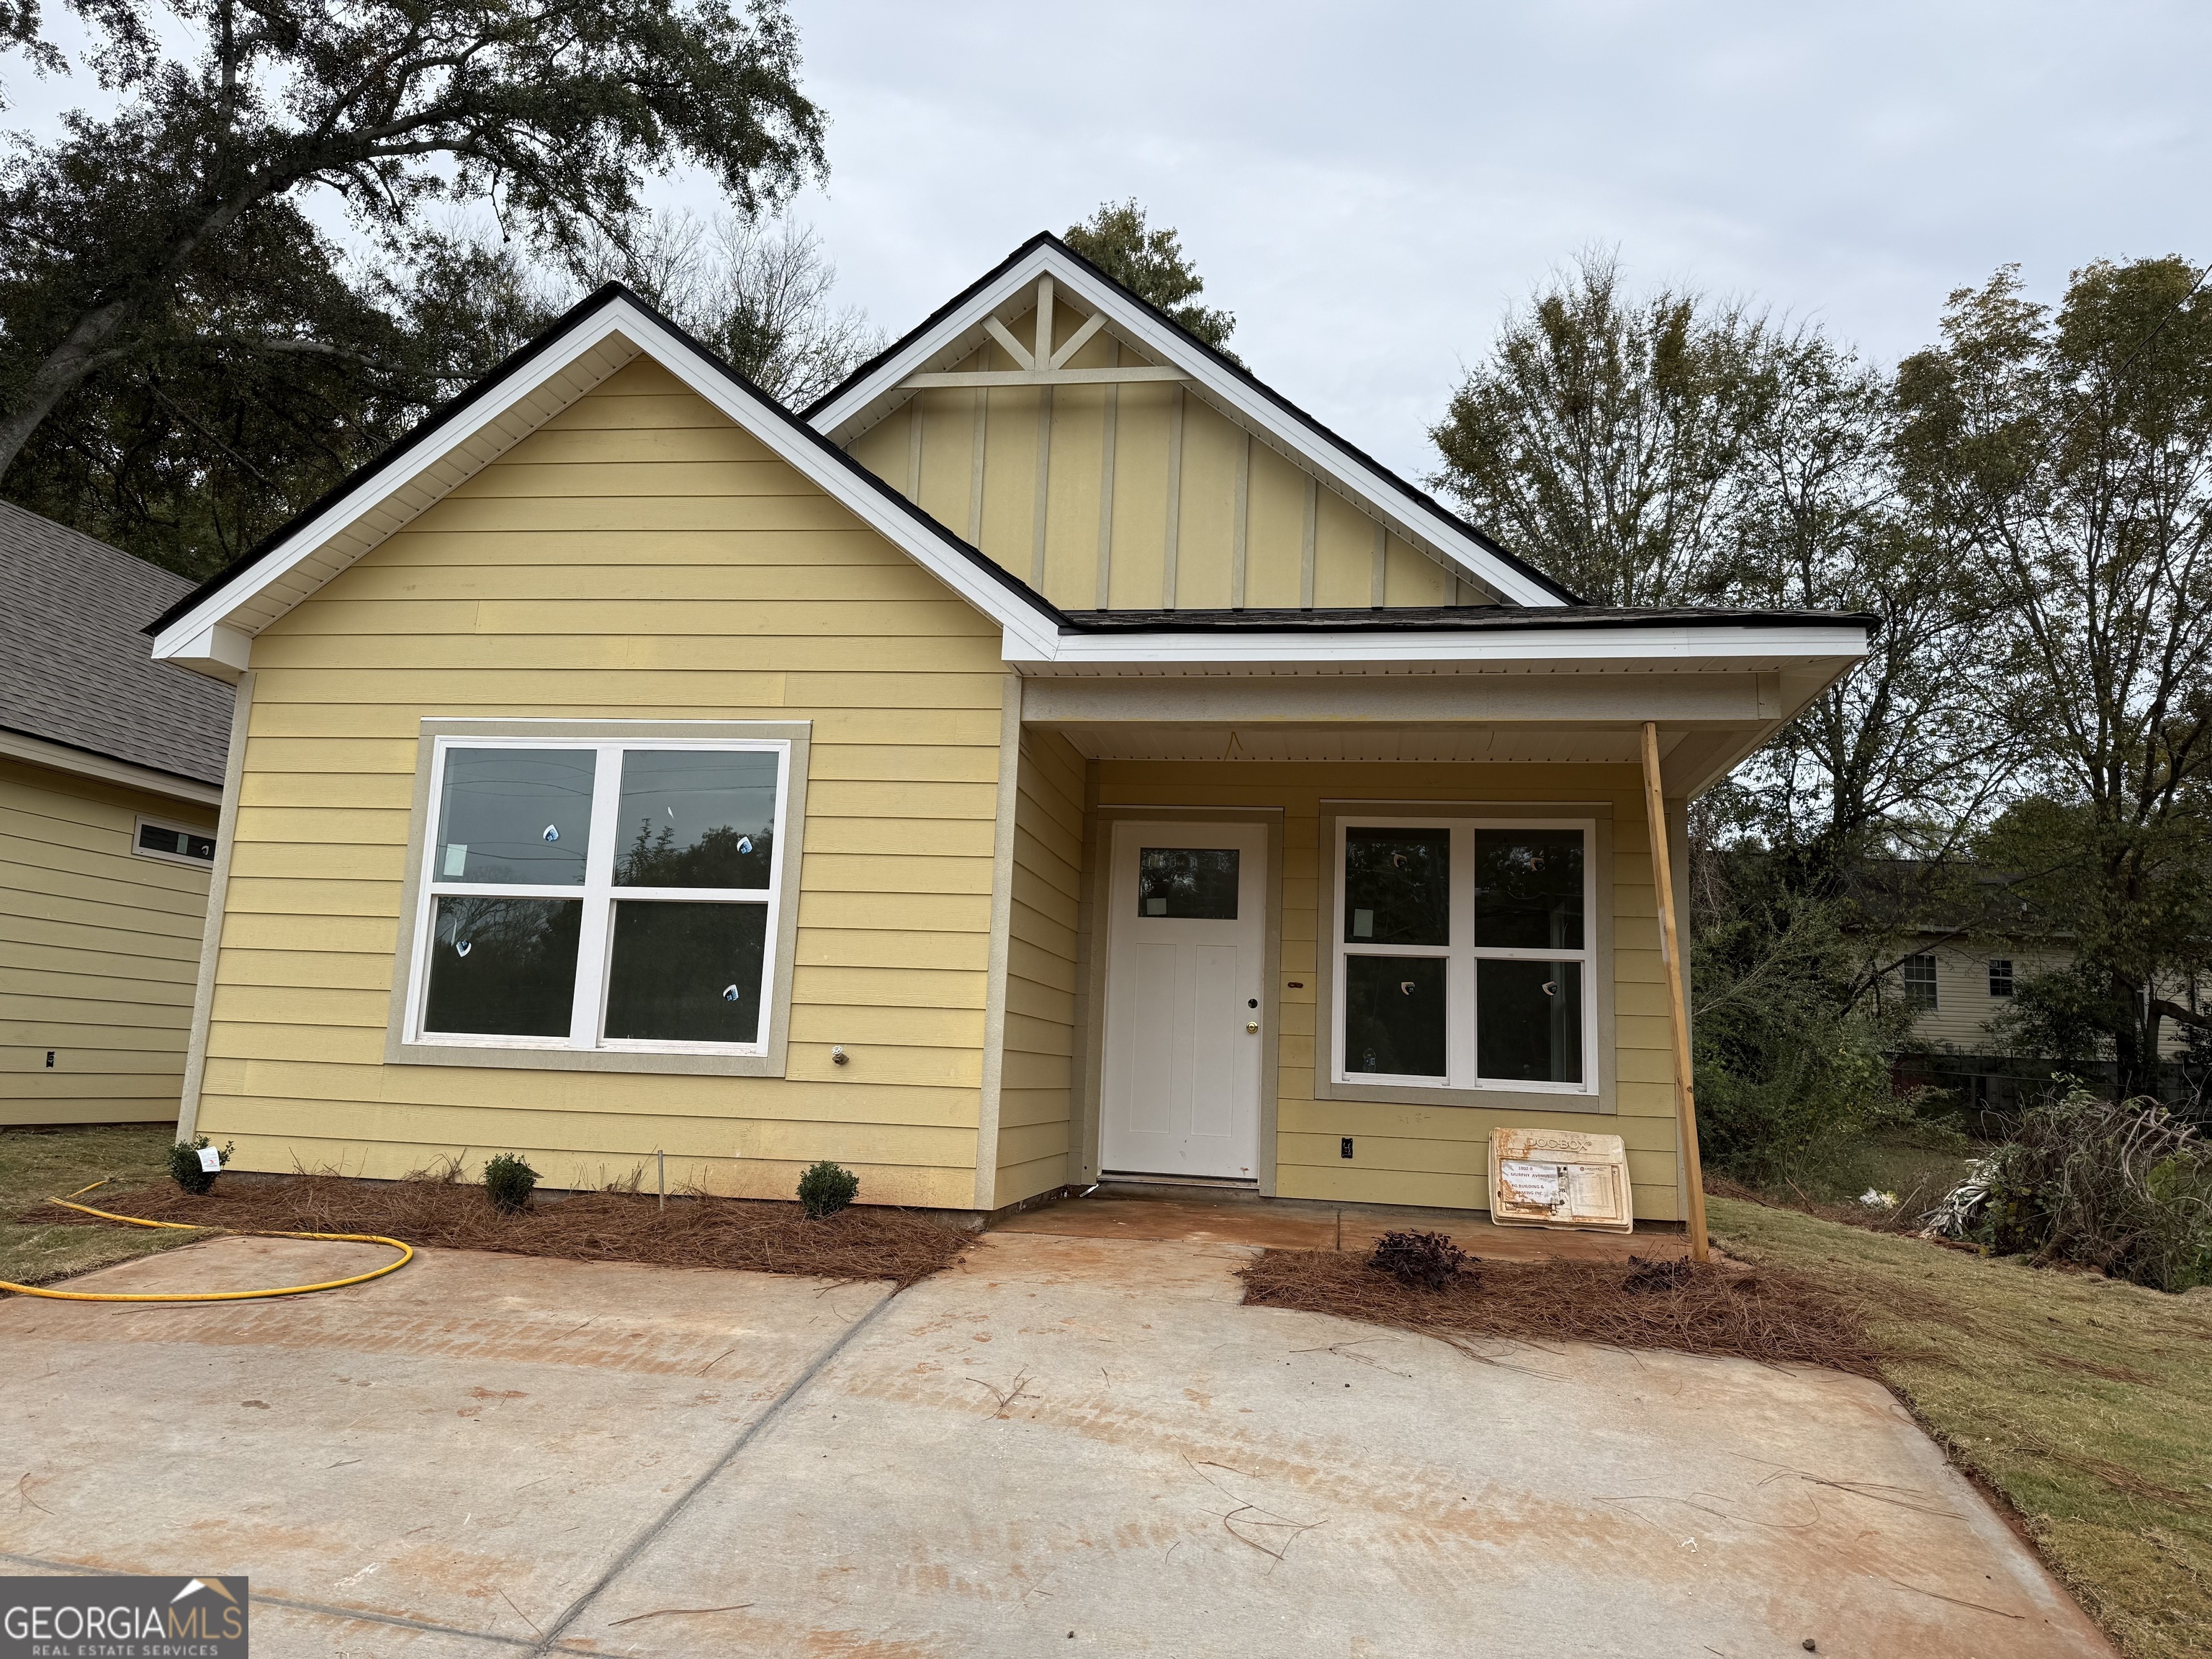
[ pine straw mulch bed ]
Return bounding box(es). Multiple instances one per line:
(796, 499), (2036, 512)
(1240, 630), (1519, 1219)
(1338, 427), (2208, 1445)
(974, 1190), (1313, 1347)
(40, 1173), (974, 1288)
(1238, 1244), (1925, 1377)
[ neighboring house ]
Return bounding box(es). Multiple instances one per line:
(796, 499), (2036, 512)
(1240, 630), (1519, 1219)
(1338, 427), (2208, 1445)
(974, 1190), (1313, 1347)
(148, 235), (1872, 1220)
(2, 503), (233, 1125)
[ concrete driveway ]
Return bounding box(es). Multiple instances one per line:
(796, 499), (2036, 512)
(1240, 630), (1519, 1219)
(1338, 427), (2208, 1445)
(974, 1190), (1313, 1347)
(3, 1222), (2109, 1658)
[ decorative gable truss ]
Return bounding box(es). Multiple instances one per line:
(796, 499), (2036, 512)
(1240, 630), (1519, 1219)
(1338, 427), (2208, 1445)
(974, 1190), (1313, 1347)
(809, 235), (1581, 616)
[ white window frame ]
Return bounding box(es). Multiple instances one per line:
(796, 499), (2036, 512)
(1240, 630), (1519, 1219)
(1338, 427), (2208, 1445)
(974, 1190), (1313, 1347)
(1902, 952), (1939, 1011)
(403, 734), (792, 1059)
(1330, 815), (1599, 1097)
(132, 813), (217, 868)
(1988, 958), (2015, 998)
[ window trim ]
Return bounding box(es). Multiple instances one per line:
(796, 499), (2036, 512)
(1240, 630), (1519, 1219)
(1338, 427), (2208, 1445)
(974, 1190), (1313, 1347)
(1901, 952), (1939, 1011)
(385, 719), (811, 1077)
(132, 813), (219, 869)
(1313, 801), (1615, 1114)
(1988, 958), (2015, 999)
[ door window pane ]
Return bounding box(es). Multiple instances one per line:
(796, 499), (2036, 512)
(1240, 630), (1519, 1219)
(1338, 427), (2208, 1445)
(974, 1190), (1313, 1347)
(1137, 848), (1240, 919)
(1475, 830), (1583, 950)
(1476, 960), (1583, 1084)
(436, 749), (594, 886)
(423, 896), (582, 1036)
(604, 901), (768, 1043)
(1343, 955), (1447, 1076)
(615, 750), (779, 889)
(1343, 827), (1450, 945)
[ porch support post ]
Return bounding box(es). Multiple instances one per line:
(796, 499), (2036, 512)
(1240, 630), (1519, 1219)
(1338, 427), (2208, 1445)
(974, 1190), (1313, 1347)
(1641, 721), (1709, 1262)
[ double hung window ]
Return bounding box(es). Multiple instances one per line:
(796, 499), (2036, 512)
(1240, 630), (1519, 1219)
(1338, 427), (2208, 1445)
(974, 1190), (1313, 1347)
(406, 737), (789, 1056)
(1334, 818), (1595, 1094)
(1902, 953), (1938, 1010)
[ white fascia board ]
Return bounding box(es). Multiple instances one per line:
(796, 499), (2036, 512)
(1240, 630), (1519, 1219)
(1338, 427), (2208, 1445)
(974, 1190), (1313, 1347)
(810, 243), (1570, 609)
(149, 297), (1068, 668)
(1005, 622), (1874, 673)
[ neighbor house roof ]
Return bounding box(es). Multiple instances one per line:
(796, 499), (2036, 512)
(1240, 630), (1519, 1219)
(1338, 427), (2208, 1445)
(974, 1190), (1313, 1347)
(1, 501), (232, 794)
(805, 231), (1584, 609)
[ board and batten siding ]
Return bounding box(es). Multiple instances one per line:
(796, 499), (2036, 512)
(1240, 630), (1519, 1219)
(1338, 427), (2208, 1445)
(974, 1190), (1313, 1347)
(994, 728), (1085, 1207)
(1, 757), (214, 1125)
(194, 359), (1014, 1206)
(842, 301), (1480, 616)
(1088, 760), (1686, 1220)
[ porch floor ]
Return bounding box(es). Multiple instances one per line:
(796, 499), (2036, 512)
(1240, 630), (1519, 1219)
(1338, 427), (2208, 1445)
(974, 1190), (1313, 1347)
(992, 1187), (1694, 1262)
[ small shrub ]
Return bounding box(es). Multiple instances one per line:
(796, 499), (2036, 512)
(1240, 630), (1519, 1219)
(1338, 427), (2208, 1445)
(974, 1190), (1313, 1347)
(797, 1161), (860, 1219)
(1368, 1229), (1470, 1291)
(482, 1153), (539, 1215)
(168, 1136), (234, 1195)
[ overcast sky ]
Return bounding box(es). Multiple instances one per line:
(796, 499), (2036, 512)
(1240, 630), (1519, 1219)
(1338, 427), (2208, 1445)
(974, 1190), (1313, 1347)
(688, 0), (2206, 480)
(7, 2), (2203, 483)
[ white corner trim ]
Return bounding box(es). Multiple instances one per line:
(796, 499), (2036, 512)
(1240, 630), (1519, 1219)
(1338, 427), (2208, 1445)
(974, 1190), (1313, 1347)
(809, 241), (1573, 609)
(148, 295), (1069, 672)
(0, 724), (223, 806)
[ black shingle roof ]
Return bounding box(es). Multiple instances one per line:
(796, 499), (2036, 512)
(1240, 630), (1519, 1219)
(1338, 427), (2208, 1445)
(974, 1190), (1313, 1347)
(0, 502), (233, 787)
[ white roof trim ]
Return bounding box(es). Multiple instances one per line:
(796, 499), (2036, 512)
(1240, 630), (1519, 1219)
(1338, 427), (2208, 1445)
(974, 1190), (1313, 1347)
(1004, 623), (1874, 676)
(150, 294), (1069, 675)
(146, 284), (1871, 692)
(808, 240), (1574, 610)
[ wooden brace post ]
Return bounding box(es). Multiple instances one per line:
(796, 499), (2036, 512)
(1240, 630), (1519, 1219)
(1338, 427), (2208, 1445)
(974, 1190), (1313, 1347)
(1641, 721), (1710, 1262)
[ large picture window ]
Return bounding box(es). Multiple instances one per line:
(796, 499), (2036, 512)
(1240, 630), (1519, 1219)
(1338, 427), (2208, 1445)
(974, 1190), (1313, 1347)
(405, 737), (791, 1056)
(1334, 817), (1596, 1095)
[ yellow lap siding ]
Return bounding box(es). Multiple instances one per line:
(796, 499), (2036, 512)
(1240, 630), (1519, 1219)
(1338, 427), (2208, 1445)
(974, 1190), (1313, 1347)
(992, 729), (1086, 1208)
(1, 757), (214, 1125)
(192, 359), (1013, 1202)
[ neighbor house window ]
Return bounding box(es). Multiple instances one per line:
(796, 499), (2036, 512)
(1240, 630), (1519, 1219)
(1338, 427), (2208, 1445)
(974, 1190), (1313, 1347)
(133, 817), (216, 866)
(1902, 953), (1938, 1010)
(1334, 818), (1594, 1094)
(404, 737), (790, 1056)
(1988, 958), (2014, 998)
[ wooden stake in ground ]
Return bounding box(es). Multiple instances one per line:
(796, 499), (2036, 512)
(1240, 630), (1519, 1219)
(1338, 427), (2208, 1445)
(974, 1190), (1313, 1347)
(1641, 721), (1709, 1262)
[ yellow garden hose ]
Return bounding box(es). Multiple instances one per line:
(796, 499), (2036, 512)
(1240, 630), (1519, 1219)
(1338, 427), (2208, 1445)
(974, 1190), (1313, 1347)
(0, 1182), (414, 1303)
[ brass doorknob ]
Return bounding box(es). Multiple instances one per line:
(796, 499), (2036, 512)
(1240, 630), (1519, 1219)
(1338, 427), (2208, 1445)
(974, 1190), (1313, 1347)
(1245, 1020), (1259, 1033)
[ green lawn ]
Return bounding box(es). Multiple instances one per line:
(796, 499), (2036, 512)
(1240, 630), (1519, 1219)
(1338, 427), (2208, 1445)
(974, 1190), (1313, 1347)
(1712, 1194), (2212, 1659)
(0, 1124), (202, 1287)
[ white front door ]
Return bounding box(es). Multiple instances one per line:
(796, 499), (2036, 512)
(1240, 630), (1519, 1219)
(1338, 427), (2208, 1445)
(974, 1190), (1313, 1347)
(1099, 820), (1267, 1180)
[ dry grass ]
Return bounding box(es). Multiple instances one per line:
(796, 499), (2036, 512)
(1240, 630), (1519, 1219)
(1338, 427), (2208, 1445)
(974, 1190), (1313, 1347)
(1712, 1193), (2212, 1659)
(0, 1124), (193, 1286)
(35, 1168), (975, 1288)
(1238, 1246), (1897, 1377)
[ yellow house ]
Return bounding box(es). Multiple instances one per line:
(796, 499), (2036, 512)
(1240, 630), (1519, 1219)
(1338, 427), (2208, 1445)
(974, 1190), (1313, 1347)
(148, 236), (1871, 1222)
(4, 503), (232, 1125)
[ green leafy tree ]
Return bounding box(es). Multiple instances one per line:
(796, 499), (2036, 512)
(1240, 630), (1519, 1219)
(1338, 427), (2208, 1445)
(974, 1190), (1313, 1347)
(1897, 258), (2212, 1094)
(0, 0), (826, 572)
(1064, 199), (1236, 355)
(1428, 250), (1771, 608)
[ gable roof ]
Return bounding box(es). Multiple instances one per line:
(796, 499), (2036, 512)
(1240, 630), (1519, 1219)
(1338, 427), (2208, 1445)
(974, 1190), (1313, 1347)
(805, 231), (1583, 609)
(148, 283), (1076, 679)
(145, 273), (1871, 688)
(1, 501), (232, 788)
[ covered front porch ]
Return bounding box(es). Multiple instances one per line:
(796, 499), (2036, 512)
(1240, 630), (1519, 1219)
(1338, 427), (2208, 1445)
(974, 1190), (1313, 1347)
(976, 644), (1815, 1228)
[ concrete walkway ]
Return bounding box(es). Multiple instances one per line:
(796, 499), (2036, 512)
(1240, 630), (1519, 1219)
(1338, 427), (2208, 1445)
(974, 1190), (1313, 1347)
(3, 1230), (2108, 1658)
